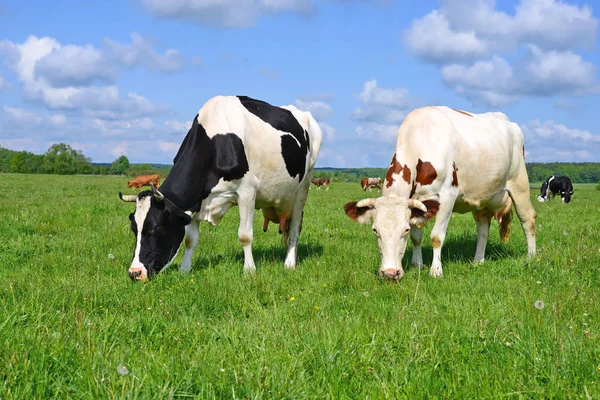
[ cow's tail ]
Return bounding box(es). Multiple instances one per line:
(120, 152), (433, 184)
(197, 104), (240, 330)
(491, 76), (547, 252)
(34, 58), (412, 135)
(499, 209), (512, 242)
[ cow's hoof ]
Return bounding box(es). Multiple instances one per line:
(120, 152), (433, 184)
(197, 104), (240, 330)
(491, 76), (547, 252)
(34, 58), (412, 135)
(429, 267), (443, 277)
(380, 268), (403, 280)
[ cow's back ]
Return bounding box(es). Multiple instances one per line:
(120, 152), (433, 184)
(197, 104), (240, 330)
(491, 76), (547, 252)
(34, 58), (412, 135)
(196, 96), (322, 208)
(391, 106), (526, 208)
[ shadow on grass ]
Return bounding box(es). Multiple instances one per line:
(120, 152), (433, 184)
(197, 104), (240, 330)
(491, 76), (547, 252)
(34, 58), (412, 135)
(186, 241), (325, 272)
(405, 234), (523, 268)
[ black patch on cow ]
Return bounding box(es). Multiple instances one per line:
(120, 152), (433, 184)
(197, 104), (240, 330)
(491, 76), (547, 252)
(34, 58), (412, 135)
(212, 133), (249, 181)
(237, 95), (309, 181)
(161, 118), (249, 213)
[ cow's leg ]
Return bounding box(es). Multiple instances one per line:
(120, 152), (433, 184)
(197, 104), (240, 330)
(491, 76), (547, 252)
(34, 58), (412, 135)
(237, 178), (258, 273)
(429, 195), (455, 277)
(507, 174), (536, 257)
(410, 226), (423, 269)
(472, 211), (491, 264)
(284, 180), (310, 269)
(180, 219), (199, 273)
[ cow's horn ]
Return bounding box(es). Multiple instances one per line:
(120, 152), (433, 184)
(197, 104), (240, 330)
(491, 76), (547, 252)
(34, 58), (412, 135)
(119, 192), (137, 202)
(408, 199), (427, 212)
(357, 198), (377, 208)
(151, 183), (164, 201)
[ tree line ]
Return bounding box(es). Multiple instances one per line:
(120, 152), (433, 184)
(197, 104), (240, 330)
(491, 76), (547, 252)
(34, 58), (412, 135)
(1, 144), (599, 185)
(314, 164), (600, 185)
(0, 144), (169, 177)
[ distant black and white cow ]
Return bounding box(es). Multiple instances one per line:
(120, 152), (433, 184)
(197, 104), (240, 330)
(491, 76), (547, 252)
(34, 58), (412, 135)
(537, 176), (573, 204)
(119, 96), (323, 280)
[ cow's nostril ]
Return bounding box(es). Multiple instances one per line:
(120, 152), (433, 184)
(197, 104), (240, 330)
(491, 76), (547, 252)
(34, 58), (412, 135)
(129, 270), (142, 280)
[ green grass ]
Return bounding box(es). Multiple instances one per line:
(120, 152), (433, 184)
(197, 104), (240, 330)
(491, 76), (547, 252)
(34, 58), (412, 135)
(1, 174), (599, 399)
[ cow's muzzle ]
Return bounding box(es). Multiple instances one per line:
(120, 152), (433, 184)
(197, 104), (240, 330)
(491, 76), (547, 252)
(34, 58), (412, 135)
(380, 268), (404, 280)
(128, 266), (148, 281)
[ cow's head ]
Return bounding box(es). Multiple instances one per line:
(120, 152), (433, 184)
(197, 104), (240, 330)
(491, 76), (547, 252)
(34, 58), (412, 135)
(344, 196), (427, 280)
(537, 181), (549, 202)
(119, 185), (192, 281)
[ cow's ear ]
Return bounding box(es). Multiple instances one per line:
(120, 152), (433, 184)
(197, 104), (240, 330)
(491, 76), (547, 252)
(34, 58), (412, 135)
(344, 201), (375, 224)
(166, 203), (192, 226)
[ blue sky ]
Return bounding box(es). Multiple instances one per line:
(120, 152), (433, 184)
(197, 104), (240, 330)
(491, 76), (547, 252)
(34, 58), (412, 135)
(0, 0), (599, 167)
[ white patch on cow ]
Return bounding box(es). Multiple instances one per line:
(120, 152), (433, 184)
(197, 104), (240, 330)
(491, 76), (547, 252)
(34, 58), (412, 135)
(129, 195), (151, 278)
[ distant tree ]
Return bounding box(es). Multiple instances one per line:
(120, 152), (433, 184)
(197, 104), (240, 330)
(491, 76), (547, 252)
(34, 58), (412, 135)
(42, 143), (92, 175)
(111, 155), (130, 175)
(126, 164), (156, 177)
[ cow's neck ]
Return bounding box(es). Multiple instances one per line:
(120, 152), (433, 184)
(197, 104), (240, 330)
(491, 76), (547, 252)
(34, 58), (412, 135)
(158, 123), (216, 213)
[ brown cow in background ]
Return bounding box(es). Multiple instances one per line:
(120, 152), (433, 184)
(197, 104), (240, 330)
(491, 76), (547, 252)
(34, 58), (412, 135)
(127, 174), (160, 190)
(361, 177), (382, 191)
(311, 177), (330, 190)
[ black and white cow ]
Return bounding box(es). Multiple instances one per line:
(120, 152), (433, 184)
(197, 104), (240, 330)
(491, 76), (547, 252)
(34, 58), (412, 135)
(537, 175), (574, 204)
(119, 96), (323, 280)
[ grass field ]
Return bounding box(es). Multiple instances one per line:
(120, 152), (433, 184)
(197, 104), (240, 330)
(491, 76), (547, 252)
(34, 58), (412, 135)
(1, 173), (599, 399)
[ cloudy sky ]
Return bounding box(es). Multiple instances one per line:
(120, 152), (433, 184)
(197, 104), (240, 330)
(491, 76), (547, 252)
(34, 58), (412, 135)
(0, 0), (599, 167)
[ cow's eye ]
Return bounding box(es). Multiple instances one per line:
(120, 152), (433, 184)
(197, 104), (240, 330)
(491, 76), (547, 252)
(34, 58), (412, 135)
(403, 228), (410, 236)
(372, 227), (379, 237)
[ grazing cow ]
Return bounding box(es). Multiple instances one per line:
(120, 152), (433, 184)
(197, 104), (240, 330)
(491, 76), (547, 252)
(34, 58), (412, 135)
(119, 96), (322, 281)
(127, 174), (160, 190)
(311, 177), (330, 190)
(361, 177), (383, 191)
(344, 106), (536, 280)
(537, 175), (573, 203)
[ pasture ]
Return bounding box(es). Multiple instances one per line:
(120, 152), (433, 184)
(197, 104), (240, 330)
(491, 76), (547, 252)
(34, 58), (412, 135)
(1, 173), (599, 399)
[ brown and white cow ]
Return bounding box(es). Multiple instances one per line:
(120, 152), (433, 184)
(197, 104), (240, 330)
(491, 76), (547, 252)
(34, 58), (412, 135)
(344, 106), (536, 280)
(311, 177), (330, 190)
(127, 174), (160, 190)
(360, 177), (382, 191)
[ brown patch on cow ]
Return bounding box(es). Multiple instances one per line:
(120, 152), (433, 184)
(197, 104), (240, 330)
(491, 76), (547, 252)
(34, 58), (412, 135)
(386, 153), (412, 188)
(385, 154), (402, 188)
(451, 162), (459, 187)
(415, 159), (437, 186)
(239, 234), (252, 246)
(185, 236), (193, 248)
(431, 236), (442, 248)
(344, 202), (369, 221)
(453, 108), (473, 117)
(410, 199), (440, 222)
(401, 165), (411, 184)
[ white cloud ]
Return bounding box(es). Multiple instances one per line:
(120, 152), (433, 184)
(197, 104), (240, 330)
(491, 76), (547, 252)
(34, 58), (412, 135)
(141, 0), (314, 28)
(34, 44), (115, 87)
(355, 122), (398, 143)
(0, 36), (169, 118)
(0, 73), (9, 91)
(104, 33), (184, 72)
(295, 99), (333, 120)
(164, 119), (192, 133)
(440, 48), (598, 106)
(141, 0), (388, 28)
(352, 80), (417, 124)
(404, 10), (488, 64)
(521, 119), (600, 161)
(405, 0), (598, 64)
(158, 140), (181, 153)
(404, 0), (599, 106)
(319, 122), (336, 141)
